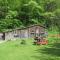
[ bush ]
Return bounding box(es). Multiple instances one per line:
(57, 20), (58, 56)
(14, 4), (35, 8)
(20, 39), (26, 45)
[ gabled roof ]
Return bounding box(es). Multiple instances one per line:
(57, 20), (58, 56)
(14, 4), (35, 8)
(16, 24), (46, 30)
(0, 24), (46, 33)
(27, 24), (45, 28)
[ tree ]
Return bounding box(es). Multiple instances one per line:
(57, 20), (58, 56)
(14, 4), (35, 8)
(17, 0), (43, 26)
(44, 1), (57, 12)
(0, 0), (8, 19)
(0, 0), (59, 31)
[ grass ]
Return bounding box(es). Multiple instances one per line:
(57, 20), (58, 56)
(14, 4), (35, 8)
(0, 37), (60, 60)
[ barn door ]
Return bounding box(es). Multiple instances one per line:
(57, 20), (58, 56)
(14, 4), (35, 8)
(0, 33), (3, 40)
(2, 33), (5, 40)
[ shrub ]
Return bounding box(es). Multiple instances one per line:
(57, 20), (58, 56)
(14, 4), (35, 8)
(20, 39), (26, 45)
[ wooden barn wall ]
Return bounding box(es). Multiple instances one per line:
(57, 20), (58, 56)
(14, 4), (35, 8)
(5, 32), (15, 40)
(0, 26), (46, 40)
(28, 26), (45, 38)
(20, 29), (29, 38)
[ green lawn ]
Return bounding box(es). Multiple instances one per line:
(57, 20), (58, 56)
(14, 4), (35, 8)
(0, 38), (60, 60)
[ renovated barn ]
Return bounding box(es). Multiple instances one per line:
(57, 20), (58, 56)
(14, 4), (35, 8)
(0, 25), (47, 40)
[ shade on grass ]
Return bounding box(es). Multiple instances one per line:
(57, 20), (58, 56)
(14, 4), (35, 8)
(0, 38), (60, 60)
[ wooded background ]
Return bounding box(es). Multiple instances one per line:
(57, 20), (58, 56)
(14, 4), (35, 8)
(0, 0), (60, 32)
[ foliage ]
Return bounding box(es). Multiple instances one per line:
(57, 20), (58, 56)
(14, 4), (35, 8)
(0, 0), (60, 32)
(20, 39), (26, 45)
(0, 19), (23, 29)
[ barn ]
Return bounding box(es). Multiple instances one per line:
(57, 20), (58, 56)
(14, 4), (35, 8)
(0, 24), (47, 40)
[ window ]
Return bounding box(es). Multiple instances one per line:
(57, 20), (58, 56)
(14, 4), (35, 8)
(35, 33), (39, 37)
(40, 33), (46, 38)
(31, 32), (35, 36)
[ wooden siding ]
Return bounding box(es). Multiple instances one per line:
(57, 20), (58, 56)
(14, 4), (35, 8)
(0, 25), (46, 40)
